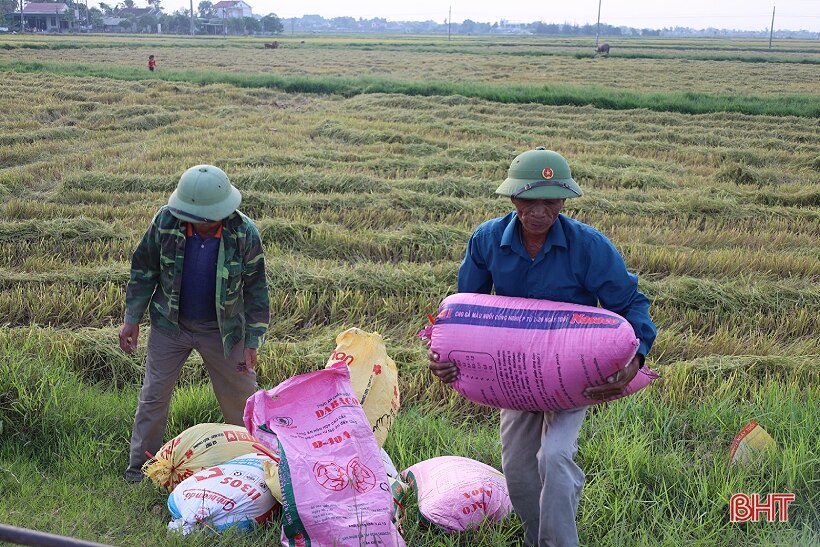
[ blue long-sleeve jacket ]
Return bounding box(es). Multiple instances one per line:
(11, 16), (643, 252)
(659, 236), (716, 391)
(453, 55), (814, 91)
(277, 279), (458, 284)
(457, 212), (656, 360)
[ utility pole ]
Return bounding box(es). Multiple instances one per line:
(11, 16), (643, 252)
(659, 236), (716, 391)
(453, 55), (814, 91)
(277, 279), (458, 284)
(189, 0), (194, 35)
(768, 6), (775, 49)
(448, 5), (451, 42)
(595, 0), (602, 47)
(84, 0), (89, 32)
(20, 0), (24, 32)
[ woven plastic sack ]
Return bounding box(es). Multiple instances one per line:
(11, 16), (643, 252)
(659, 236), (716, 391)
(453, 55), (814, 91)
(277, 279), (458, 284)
(729, 420), (776, 465)
(420, 293), (657, 412)
(167, 452), (278, 535)
(245, 362), (405, 547)
(143, 423), (260, 491)
(401, 456), (512, 533)
(325, 327), (401, 447)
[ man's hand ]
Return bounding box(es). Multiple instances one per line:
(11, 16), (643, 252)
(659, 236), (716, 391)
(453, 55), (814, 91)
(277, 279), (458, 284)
(118, 323), (139, 353)
(583, 354), (641, 401)
(243, 348), (258, 371)
(428, 349), (458, 384)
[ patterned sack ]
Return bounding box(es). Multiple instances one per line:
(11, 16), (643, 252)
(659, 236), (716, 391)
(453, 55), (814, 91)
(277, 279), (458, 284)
(420, 293), (657, 412)
(245, 362), (405, 547)
(729, 420), (776, 465)
(402, 456), (512, 533)
(325, 327), (401, 447)
(143, 422), (260, 491)
(167, 452), (277, 535)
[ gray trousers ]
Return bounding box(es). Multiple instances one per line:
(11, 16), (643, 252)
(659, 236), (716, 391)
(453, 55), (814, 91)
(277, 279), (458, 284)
(127, 319), (257, 474)
(501, 406), (588, 547)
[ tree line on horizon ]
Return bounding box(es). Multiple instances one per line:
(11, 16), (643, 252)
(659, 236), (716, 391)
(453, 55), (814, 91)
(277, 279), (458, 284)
(1, 0), (817, 37)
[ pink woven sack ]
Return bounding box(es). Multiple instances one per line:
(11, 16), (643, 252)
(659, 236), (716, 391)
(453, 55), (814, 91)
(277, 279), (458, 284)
(402, 456), (512, 532)
(244, 362), (405, 547)
(421, 293), (657, 411)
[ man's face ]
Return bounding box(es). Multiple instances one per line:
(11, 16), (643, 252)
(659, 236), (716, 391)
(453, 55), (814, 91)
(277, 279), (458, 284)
(191, 220), (222, 233)
(511, 197), (565, 239)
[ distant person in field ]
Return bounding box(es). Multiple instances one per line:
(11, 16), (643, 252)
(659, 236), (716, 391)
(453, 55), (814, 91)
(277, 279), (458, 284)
(147, 54), (156, 71)
(119, 164), (270, 483)
(428, 147), (656, 547)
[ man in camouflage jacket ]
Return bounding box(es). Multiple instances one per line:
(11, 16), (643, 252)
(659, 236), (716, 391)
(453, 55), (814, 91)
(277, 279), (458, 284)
(119, 165), (270, 482)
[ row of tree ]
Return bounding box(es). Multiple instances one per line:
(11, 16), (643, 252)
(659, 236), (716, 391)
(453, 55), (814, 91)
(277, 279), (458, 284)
(4, 3), (815, 37)
(280, 15), (657, 36)
(281, 13), (818, 38)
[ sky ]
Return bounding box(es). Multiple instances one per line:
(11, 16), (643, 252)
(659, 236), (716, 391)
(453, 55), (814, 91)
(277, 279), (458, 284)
(157, 0), (820, 32)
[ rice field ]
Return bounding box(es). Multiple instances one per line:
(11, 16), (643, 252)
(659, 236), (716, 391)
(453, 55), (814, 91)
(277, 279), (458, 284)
(0, 33), (818, 546)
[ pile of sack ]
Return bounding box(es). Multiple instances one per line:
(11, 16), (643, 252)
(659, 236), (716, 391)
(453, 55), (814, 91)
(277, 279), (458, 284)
(140, 323), (526, 543)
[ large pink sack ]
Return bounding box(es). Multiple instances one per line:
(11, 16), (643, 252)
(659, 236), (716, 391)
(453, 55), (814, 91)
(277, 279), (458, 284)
(422, 293), (657, 411)
(402, 456), (512, 533)
(244, 362), (405, 547)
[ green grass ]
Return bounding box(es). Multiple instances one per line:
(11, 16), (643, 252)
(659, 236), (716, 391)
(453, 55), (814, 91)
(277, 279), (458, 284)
(3, 59), (819, 117)
(3, 38), (819, 65)
(0, 34), (817, 545)
(1, 332), (817, 545)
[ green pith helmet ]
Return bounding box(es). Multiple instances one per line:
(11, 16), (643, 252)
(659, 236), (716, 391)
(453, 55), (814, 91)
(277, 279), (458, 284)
(495, 147), (583, 200)
(167, 165), (241, 223)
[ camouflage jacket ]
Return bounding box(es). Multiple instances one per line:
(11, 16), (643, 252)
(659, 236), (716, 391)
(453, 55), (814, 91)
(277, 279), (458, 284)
(124, 206), (270, 356)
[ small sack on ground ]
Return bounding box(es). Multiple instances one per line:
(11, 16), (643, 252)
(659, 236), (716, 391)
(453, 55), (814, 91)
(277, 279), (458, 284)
(420, 292), (657, 411)
(729, 420), (776, 465)
(325, 327), (401, 447)
(402, 455), (513, 533)
(143, 422), (260, 491)
(167, 452), (278, 536)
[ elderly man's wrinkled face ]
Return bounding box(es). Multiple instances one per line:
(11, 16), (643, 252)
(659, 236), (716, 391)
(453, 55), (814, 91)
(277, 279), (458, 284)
(191, 220), (222, 238)
(511, 197), (565, 239)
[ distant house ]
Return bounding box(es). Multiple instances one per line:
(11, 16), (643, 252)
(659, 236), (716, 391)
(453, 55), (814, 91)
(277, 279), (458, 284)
(114, 6), (163, 32)
(102, 16), (124, 32)
(117, 7), (162, 18)
(20, 2), (75, 32)
(213, 0), (253, 19)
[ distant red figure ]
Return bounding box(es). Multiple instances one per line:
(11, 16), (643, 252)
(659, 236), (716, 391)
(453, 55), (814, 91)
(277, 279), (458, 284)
(148, 54), (156, 71)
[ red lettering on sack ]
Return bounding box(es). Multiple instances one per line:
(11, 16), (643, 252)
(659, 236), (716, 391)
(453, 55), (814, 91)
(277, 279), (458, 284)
(222, 430), (254, 442)
(461, 501), (487, 515)
(315, 396), (360, 418)
(462, 487), (493, 499)
(331, 351), (355, 365)
(570, 313), (619, 326)
(193, 467), (224, 482)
